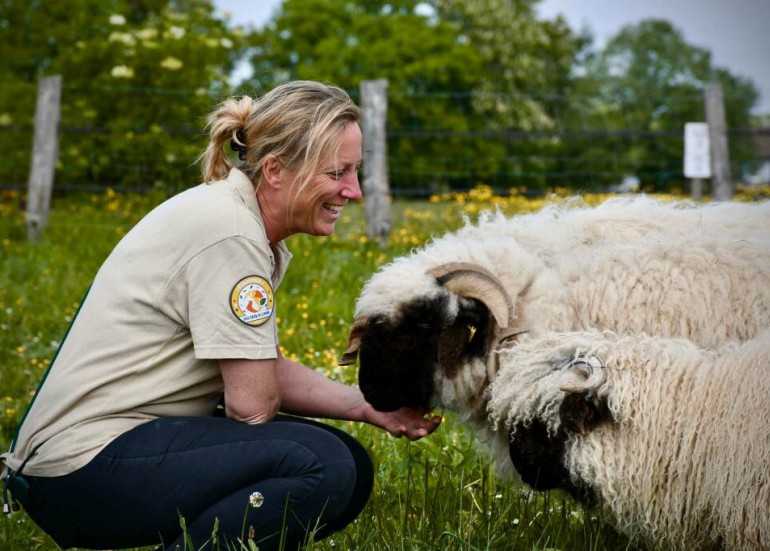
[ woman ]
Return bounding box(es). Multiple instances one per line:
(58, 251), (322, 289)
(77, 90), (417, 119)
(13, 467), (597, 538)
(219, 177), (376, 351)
(2, 81), (441, 550)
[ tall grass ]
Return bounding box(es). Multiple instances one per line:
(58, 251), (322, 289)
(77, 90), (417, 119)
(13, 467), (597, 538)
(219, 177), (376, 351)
(9, 183), (765, 550)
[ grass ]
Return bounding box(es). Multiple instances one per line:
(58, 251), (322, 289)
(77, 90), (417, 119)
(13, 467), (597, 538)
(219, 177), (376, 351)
(4, 182), (765, 550)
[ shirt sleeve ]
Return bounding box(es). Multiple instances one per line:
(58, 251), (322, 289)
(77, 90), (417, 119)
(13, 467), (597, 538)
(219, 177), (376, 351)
(171, 235), (280, 360)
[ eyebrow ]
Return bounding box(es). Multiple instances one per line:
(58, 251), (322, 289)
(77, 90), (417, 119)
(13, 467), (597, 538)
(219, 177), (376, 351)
(322, 161), (362, 171)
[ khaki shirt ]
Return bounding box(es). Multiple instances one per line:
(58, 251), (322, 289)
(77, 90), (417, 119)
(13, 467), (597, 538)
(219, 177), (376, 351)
(4, 168), (292, 477)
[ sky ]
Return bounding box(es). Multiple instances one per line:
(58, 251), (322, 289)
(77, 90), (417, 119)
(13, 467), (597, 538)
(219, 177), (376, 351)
(213, 0), (770, 114)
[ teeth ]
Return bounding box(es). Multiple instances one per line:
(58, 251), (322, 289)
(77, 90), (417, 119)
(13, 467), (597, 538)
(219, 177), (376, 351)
(324, 203), (344, 213)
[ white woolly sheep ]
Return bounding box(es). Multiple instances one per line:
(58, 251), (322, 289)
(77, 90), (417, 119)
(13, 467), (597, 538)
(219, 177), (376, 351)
(340, 197), (770, 424)
(486, 329), (770, 551)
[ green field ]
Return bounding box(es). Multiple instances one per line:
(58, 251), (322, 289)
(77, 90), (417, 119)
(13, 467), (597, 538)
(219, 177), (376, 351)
(8, 184), (764, 550)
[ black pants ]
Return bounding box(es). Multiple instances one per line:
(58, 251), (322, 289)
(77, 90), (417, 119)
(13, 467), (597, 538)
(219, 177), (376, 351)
(16, 415), (374, 550)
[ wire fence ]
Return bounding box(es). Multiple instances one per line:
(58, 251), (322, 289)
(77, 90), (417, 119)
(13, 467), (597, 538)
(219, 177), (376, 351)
(1, 83), (768, 198)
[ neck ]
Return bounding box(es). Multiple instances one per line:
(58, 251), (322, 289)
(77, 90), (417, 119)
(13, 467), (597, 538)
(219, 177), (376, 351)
(256, 188), (288, 244)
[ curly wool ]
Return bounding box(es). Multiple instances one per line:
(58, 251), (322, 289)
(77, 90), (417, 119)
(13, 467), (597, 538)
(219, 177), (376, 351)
(355, 197), (770, 349)
(354, 197), (770, 428)
(487, 330), (770, 551)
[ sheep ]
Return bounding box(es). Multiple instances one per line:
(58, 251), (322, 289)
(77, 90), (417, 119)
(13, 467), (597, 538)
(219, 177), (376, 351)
(339, 196), (770, 429)
(485, 329), (770, 551)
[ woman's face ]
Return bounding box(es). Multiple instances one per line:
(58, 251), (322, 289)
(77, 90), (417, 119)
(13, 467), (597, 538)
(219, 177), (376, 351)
(286, 122), (363, 237)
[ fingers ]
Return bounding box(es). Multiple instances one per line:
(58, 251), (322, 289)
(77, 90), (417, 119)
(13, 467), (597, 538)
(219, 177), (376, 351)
(400, 415), (442, 441)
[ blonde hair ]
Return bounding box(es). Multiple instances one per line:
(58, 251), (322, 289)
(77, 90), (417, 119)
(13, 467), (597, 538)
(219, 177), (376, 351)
(199, 81), (360, 196)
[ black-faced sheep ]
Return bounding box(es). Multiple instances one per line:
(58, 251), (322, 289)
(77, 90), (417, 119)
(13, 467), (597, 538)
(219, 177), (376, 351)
(486, 329), (770, 551)
(340, 197), (770, 428)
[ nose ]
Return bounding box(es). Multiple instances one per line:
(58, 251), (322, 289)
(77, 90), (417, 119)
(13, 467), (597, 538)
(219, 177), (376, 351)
(341, 172), (362, 200)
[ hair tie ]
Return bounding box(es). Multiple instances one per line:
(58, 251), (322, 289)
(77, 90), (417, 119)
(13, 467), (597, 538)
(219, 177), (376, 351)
(230, 129), (247, 161)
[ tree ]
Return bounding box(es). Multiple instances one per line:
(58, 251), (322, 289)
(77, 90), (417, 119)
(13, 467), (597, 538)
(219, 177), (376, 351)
(0, 0), (247, 190)
(566, 19), (758, 190)
(245, 0), (579, 193)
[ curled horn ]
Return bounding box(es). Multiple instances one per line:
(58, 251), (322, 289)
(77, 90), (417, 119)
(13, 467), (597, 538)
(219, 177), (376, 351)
(428, 262), (515, 328)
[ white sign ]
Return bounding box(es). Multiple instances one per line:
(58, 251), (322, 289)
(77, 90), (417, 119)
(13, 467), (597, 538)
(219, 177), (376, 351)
(684, 122), (711, 178)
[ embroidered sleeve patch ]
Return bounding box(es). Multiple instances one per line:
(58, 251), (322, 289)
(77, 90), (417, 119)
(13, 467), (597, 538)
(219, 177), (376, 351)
(230, 275), (275, 326)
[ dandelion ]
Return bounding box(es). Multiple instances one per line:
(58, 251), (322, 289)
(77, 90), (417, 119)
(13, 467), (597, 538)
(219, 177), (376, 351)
(248, 492), (264, 508)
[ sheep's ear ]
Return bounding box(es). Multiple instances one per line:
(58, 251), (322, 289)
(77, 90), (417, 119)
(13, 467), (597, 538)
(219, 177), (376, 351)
(557, 354), (608, 435)
(557, 354), (605, 394)
(338, 319), (367, 366)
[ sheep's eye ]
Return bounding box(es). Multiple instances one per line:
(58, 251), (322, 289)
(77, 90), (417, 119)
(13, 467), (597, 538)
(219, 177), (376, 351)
(467, 324), (477, 342)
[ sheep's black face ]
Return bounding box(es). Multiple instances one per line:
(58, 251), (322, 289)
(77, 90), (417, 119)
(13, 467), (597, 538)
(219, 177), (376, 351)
(357, 294), (492, 412)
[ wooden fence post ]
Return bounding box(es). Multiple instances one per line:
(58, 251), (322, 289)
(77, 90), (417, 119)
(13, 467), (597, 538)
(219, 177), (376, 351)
(360, 79), (390, 246)
(704, 83), (732, 201)
(26, 75), (62, 241)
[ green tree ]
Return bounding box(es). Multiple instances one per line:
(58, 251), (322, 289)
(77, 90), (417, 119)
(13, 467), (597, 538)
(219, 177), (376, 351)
(246, 0), (579, 193)
(434, 0), (579, 189)
(0, 0), (247, 190)
(566, 19), (758, 190)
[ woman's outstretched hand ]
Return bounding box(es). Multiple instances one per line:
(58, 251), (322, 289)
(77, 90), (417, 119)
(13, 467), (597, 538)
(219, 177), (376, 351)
(361, 403), (442, 441)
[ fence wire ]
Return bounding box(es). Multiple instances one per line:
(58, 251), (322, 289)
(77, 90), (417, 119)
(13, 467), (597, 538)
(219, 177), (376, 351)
(1, 84), (767, 197)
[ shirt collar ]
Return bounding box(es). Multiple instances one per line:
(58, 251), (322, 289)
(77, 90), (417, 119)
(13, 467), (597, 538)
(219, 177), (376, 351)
(227, 166), (261, 217)
(225, 167), (293, 281)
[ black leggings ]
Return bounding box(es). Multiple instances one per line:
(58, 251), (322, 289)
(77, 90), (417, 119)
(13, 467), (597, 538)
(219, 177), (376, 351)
(18, 415), (374, 550)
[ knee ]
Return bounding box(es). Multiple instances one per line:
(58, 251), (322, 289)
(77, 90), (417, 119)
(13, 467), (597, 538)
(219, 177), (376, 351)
(312, 434), (373, 536)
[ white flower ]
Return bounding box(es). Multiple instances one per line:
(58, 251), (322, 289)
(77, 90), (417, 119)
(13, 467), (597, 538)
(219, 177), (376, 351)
(160, 57), (183, 71)
(110, 65), (134, 79)
(248, 492), (264, 508)
(168, 26), (186, 39)
(108, 32), (136, 46)
(109, 14), (126, 25)
(220, 38), (233, 49)
(136, 28), (158, 41)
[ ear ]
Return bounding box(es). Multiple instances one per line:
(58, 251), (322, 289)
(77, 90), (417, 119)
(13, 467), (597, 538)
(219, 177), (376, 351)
(557, 354), (605, 394)
(557, 354), (608, 435)
(261, 155), (283, 189)
(338, 319), (368, 366)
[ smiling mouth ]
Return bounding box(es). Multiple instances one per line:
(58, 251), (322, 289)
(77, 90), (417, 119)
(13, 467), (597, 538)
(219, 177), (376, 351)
(323, 203), (345, 214)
